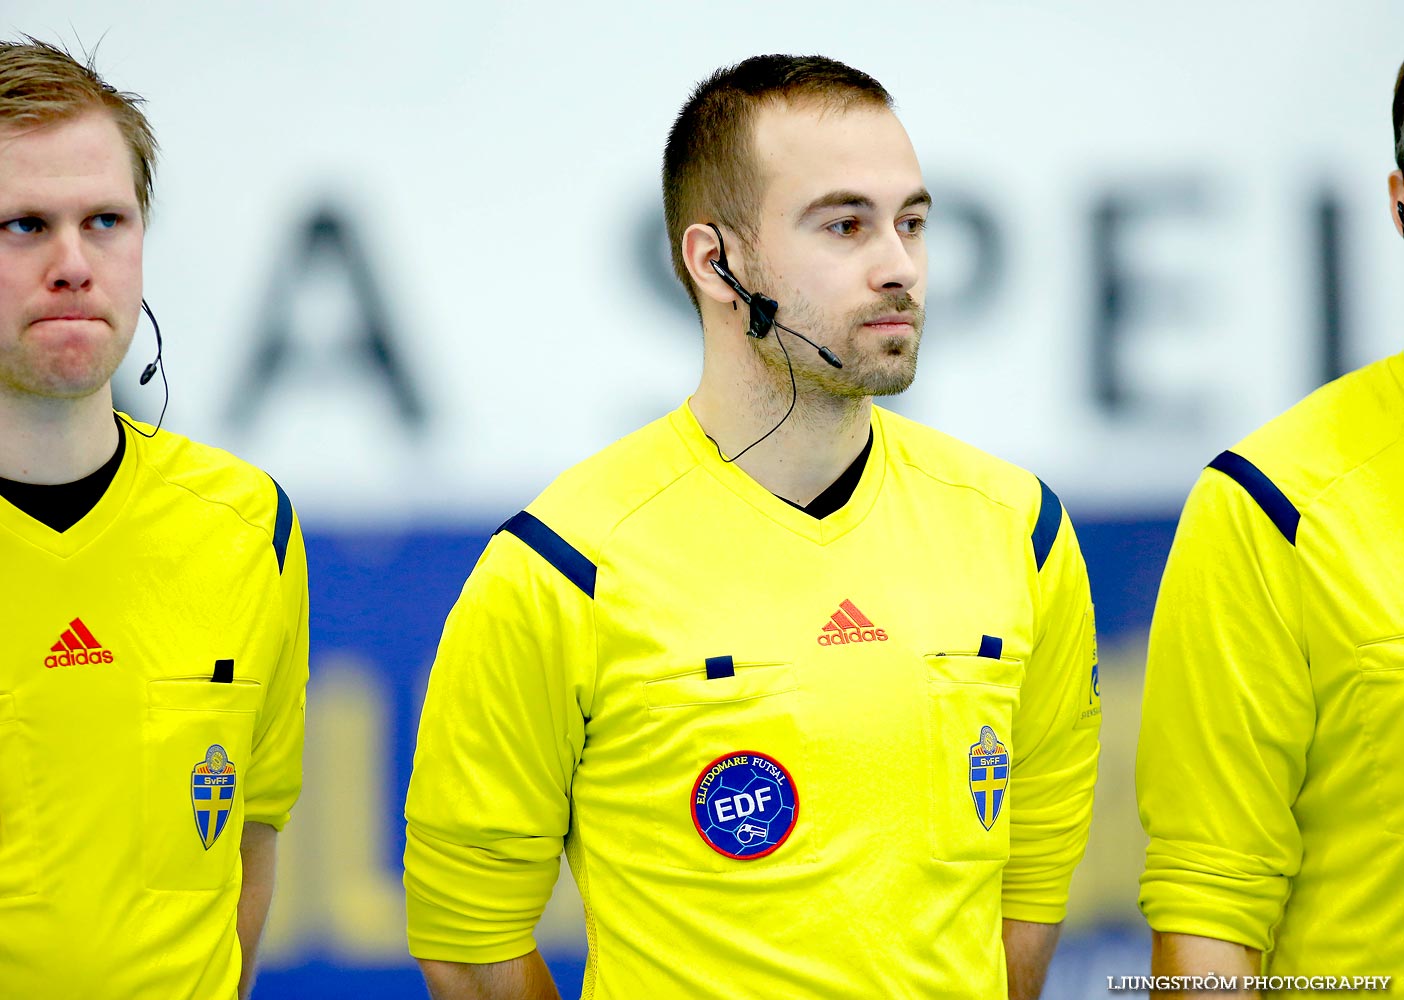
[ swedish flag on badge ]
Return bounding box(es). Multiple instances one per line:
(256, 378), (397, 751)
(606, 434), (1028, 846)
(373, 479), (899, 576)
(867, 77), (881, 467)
(191, 744), (237, 850)
(968, 726), (1009, 831)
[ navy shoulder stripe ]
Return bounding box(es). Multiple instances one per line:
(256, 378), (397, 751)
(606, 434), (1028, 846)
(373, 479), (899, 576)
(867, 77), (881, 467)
(270, 476), (293, 574)
(1031, 478), (1062, 572)
(496, 510), (597, 599)
(1206, 450), (1300, 545)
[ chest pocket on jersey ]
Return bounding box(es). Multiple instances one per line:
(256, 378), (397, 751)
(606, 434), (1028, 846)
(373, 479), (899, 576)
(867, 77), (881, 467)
(1354, 637), (1404, 836)
(143, 678), (263, 890)
(642, 662), (814, 873)
(925, 652), (1024, 862)
(0, 693), (38, 899)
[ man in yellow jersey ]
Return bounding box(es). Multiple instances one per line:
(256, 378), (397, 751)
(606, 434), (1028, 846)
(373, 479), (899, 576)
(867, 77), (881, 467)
(406, 54), (1100, 1000)
(1137, 62), (1404, 994)
(0, 39), (308, 999)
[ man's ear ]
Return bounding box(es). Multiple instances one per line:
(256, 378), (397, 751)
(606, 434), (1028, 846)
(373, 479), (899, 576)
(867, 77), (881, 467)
(1389, 169), (1404, 237)
(682, 222), (741, 306)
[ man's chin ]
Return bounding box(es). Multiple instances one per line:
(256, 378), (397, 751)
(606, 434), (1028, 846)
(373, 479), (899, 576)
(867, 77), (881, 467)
(5, 362), (122, 402)
(858, 352), (919, 397)
(868, 373), (917, 397)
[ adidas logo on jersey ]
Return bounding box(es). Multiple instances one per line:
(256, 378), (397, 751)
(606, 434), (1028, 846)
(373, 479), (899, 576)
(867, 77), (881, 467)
(43, 618), (114, 668)
(816, 600), (889, 646)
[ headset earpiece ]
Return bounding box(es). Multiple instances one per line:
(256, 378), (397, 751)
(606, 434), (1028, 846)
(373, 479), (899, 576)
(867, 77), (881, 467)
(706, 225), (777, 339)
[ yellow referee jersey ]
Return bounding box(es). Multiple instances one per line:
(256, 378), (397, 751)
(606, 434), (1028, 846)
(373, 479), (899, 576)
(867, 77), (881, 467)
(406, 402), (1100, 998)
(1139, 353), (1404, 978)
(0, 416), (309, 999)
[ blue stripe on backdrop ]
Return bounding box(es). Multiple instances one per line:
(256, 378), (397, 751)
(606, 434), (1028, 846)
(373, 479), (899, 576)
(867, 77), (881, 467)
(258, 957), (588, 999)
(1076, 516), (1178, 636)
(252, 519), (1171, 998)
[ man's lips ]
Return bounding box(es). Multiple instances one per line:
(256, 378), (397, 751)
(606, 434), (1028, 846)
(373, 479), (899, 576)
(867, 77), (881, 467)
(862, 313), (915, 329)
(32, 314), (105, 324)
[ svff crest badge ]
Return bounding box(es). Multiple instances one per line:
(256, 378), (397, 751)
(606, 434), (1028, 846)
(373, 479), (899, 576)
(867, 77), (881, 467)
(191, 744), (237, 850)
(968, 726), (1009, 831)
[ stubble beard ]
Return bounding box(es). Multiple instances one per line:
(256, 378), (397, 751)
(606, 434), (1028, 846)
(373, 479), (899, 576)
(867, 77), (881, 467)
(751, 280), (924, 401)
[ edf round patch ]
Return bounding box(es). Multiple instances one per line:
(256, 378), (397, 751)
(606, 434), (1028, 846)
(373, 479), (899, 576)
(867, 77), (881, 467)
(691, 751), (798, 859)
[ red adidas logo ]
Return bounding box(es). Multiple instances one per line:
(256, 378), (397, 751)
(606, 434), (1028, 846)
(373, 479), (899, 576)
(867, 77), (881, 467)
(817, 600), (889, 647)
(44, 618), (115, 669)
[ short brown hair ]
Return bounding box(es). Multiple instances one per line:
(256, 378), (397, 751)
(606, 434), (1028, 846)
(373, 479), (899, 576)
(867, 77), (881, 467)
(0, 37), (157, 220)
(662, 55), (893, 311)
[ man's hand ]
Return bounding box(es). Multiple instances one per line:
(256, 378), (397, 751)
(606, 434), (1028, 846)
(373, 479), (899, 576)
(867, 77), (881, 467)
(1003, 918), (1060, 1000)
(237, 822), (278, 1000)
(1151, 932), (1262, 998)
(419, 951), (562, 1000)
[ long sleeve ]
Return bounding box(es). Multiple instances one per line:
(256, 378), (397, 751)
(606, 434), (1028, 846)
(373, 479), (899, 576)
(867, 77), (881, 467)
(1002, 491), (1101, 922)
(1137, 465), (1310, 950)
(404, 526), (594, 964)
(243, 491), (310, 831)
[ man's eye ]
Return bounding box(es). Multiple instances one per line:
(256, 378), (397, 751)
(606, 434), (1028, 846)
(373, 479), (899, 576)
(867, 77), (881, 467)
(899, 216), (928, 235)
(828, 219), (859, 236)
(1, 217), (43, 234)
(90, 213), (120, 230)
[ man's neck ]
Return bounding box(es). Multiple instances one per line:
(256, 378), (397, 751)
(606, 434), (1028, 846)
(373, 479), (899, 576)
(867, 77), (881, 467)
(691, 370), (873, 507)
(0, 389), (122, 485)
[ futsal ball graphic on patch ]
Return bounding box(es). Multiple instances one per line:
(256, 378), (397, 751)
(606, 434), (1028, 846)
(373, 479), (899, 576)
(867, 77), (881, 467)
(691, 751), (798, 859)
(191, 744), (238, 850)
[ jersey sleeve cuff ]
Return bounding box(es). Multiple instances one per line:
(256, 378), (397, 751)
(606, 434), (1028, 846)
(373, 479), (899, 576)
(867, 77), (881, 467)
(242, 808), (291, 832)
(407, 927), (540, 966)
(403, 824), (560, 963)
(1139, 844), (1285, 952)
(999, 898), (1067, 924)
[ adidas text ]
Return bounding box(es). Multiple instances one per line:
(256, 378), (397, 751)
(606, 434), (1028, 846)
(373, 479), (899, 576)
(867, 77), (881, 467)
(45, 649), (115, 669)
(817, 628), (888, 647)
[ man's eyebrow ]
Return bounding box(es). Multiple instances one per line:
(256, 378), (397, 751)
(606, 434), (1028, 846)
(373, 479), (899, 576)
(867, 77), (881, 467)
(798, 191), (875, 219)
(798, 188), (933, 219)
(0, 200), (137, 216)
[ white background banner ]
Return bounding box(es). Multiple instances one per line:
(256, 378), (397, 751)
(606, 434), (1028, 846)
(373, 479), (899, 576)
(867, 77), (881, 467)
(7, 2), (1403, 520)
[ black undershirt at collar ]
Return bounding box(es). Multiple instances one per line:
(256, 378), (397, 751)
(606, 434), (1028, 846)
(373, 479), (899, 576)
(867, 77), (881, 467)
(0, 415), (126, 532)
(777, 427), (874, 520)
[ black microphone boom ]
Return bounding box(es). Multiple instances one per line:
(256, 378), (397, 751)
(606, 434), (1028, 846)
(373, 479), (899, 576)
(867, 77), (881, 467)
(774, 318), (842, 369)
(117, 299), (169, 439)
(138, 299), (163, 385)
